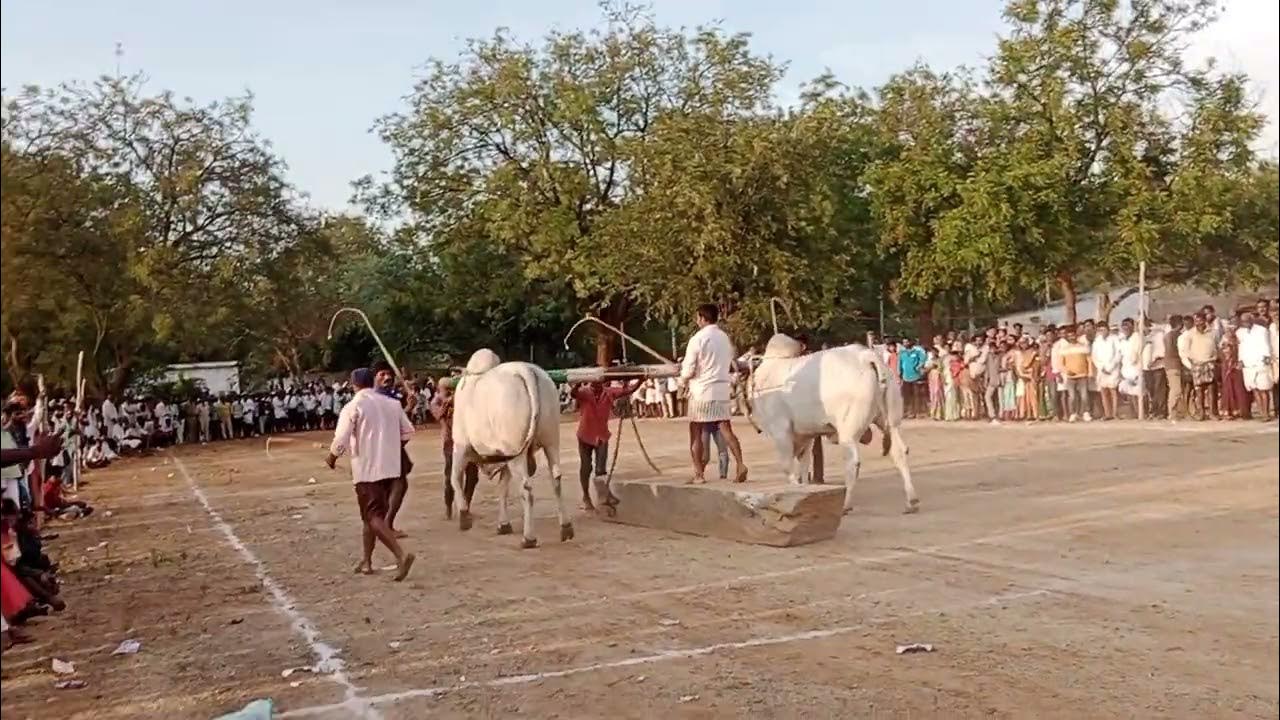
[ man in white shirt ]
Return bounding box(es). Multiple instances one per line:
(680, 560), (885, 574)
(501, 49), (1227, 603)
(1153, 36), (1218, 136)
(678, 304), (747, 484)
(271, 393), (288, 433)
(1236, 312), (1274, 419)
(101, 395), (119, 430)
(1117, 318), (1144, 412)
(196, 399), (211, 443)
(327, 368), (416, 581)
(302, 391), (319, 430)
(1091, 324), (1122, 420)
(239, 397), (257, 437)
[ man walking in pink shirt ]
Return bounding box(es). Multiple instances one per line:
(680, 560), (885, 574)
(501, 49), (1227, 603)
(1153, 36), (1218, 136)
(326, 368), (416, 581)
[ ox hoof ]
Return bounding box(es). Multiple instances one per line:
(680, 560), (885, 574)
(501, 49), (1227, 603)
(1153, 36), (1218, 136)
(560, 523), (575, 542)
(497, 523), (514, 535)
(459, 510), (473, 532)
(520, 537), (539, 550)
(445, 507), (454, 520)
(841, 506), (854, 516)
(903, 499), (921, 515)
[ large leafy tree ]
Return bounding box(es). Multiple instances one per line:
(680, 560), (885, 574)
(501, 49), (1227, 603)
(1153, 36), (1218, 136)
(363, 3), (783, 364)
(867, 65), (981, 337)
(945, 0), (1271, 323)
(2, 75), (302, 391)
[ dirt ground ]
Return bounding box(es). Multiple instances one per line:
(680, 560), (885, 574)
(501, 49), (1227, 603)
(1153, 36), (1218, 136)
(1, 417), (1276, 719)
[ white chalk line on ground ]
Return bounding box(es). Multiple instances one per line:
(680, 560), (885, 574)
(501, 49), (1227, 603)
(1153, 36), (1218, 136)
(169, 453), (380, 720)
(278, 587), (1054, 717)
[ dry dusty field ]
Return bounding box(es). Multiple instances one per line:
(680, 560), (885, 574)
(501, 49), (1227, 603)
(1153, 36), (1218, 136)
(1, 417), (1277, 719)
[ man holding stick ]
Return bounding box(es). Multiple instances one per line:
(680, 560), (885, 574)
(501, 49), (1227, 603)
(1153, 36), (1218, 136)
(572, 378), (641, 510)
(326, 368), (415, 581)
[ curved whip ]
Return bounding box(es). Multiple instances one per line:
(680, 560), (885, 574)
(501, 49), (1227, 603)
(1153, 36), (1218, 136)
(564, 315), (675, 365)
(327, 307), (403, 380)
(769, 296), (797, 335)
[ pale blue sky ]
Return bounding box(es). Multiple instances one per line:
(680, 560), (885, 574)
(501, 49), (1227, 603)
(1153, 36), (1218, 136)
(3, 1), (1275, 210)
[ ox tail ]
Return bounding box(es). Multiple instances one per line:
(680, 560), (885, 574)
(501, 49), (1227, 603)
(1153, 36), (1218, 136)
(517, 366), (541, 472)
(865, 352), (898, 457)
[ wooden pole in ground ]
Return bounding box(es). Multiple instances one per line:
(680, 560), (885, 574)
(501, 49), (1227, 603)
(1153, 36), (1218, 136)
(1137, 262), (1147, 421)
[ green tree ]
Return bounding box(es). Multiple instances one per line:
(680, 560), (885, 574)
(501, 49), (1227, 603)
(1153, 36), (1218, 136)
(363, 3), (782, 364)
(945, 0), (1270, 323)
(2, 74), (302, 391)
(866, 65), (980, 337)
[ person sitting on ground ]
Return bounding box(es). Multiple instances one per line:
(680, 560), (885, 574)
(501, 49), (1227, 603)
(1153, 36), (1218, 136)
(42, 476), (92, 520)
(84, 438), (114, 469)
(2, 501), (64, 612)
(122, 420), (146, 454)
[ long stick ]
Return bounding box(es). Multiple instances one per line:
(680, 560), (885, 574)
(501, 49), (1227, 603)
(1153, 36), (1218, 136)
(769, 297), (796, 335)
(563, 315), (675, 365)
(327, 307), (402, 380)
(1137, 262), (1146, 421)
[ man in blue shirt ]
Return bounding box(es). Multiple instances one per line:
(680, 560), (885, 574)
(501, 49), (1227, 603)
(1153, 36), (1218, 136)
(898, 338), (928, 418)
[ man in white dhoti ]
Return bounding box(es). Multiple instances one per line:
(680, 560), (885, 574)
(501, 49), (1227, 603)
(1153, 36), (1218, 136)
(678, 304), (748, 484)
(1091, 323), (1121, 420)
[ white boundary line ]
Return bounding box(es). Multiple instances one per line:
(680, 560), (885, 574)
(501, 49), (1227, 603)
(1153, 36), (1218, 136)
(278, 587), (1053, 718)
(169, 453), (380, 720)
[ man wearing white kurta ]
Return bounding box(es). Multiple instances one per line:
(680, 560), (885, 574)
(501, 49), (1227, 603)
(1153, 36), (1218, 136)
(1091, 324), (1121, 420)
(678, 303), (748, 484)
(326, 368), (416, 581)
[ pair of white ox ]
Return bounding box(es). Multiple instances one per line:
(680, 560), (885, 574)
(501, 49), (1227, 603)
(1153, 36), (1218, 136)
(448, 336), (918, 548)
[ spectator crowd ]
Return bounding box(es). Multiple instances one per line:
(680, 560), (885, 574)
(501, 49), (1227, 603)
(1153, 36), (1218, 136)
(868, 298), (1279, 424)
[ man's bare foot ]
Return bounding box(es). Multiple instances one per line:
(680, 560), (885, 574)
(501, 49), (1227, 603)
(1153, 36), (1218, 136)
(392, 529), (409, 539)
(733, 467), (749, 484)
(581, 498), (595, 512)
(687, 475), (705, 485)
(352, 561), (374, 575)
(394, 553), (416, 582)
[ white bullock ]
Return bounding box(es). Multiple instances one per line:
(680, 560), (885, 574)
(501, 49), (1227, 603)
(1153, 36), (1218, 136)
(745, 334), (919, 514)
(450, 349), (573, 548)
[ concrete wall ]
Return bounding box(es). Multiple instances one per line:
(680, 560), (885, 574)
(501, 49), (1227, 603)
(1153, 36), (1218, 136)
(164, 363), (241, 395)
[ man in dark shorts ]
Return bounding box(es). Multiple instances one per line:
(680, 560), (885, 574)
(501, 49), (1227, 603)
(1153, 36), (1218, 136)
(372, 361), (413, 538)
(326, 368), (415, 581)
(428, 376), (480, 519)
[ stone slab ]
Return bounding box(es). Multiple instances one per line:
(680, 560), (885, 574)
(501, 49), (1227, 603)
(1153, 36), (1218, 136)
(594, 476), (845, 547)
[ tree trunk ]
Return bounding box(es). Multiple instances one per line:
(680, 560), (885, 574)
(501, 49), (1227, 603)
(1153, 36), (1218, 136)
(1057, 273), (1078, 325)
(594, 298), (629, 367)
(108, 355), (133, 396)
(914, 297), (936, 343)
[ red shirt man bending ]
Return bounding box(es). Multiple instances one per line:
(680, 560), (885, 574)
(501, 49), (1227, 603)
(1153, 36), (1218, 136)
(573, 380), (640, 510)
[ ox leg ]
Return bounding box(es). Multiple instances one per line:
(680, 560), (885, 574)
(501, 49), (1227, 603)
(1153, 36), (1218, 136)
(840, 442), (862, 514)
(545, 445), (573, 542)
(513, 461), (538, 549)
(771, 434), (801, 485)
(450, 443), (474, 531)
(496, 467), (513, 535)
(792, 437), (815, 485)
(888, 427), (920, 513)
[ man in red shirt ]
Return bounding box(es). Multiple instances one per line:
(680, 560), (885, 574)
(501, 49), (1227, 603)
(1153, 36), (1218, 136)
(573, 379), (641, 510)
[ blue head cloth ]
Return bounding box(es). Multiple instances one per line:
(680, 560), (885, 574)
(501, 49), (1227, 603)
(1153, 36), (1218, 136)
(350, 368), (375, 389)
